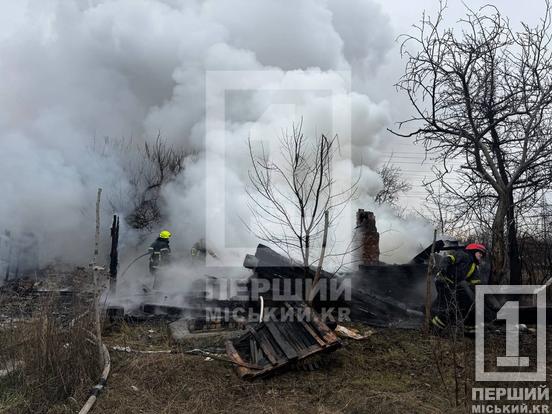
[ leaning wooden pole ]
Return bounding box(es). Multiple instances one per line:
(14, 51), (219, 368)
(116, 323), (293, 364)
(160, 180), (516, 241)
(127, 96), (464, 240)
(92, 188), (104, 366)
(424, 229), (438, 332)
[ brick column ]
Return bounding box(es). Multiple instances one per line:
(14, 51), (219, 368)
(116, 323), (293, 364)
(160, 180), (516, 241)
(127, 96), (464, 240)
(355, 209), (380, 265)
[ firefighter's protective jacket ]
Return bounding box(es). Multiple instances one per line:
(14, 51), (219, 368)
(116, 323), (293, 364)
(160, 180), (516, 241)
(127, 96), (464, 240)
(190, 239), (217, 258)
(150, 237), (170, 253)
(436, 250), (480, 286)
(431, 250), (481, 331)
(148, 237), (170, 272)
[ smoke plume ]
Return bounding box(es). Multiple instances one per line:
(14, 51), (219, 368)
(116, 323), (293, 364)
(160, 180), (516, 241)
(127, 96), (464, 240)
(0, 0), (432, 273)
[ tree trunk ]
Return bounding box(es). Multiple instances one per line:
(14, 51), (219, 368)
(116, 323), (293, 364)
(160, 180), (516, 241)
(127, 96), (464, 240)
(506, 191), (522, 285)
(303, 234), (310, 281)
(308, 211), (329, 306)
(490, 197), (508, 285)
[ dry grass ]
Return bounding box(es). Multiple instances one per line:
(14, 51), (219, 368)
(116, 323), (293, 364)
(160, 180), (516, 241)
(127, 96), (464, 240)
(96, 325), (469, 414)
(94, 322), (552, 414)
(0, 290), (101, 414)
(2, 276), (550, 413)
(103, 321), (174, 351)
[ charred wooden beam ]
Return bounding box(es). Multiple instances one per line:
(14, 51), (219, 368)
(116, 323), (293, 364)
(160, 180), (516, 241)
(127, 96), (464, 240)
(109, 215), (120, 294)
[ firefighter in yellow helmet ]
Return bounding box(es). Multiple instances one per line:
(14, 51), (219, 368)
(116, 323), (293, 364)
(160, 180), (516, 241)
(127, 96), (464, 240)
(148, 230), (171, 275)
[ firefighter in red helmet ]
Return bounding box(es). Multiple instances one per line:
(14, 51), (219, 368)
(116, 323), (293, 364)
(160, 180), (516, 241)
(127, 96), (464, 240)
(431, 243), (487, 334)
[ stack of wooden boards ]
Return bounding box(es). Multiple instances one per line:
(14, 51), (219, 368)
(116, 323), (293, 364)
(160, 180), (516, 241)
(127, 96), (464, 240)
(225, 304), (341, 379)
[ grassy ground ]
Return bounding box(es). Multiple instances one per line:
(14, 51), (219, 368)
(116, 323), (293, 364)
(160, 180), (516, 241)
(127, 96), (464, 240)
(2, 312), (550, 413)
(93, 322), (475, 414)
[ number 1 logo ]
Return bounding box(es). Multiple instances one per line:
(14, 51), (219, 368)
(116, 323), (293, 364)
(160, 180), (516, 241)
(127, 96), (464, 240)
(475, 285), (547, 382)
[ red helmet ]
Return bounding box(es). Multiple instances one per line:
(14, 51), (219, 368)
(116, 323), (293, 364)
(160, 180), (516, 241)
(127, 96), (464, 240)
(465, 243), (487, 255)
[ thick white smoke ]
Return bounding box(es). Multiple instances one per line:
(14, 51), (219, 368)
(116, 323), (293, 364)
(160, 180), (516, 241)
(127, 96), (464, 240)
(0, 0), (432, 273)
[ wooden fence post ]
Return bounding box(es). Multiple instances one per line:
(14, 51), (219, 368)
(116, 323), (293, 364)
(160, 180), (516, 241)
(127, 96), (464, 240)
(92, 188), (104, 366)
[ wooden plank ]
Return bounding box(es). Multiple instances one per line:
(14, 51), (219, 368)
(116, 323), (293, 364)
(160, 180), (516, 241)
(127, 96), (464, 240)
(226, 339), (295, 379)
(249, 337), (258, 364)
(309, 319), (339, 344)
(283, 322), (315, 350)
(282, 302), (325, 348)
(275, 322), (304, 352)
(288, 324), (311, 349)
(246, 325), (279, 366)
(298, 341), (341, 360)
(265, 322), (298, 360)
(294, 344), (322, 359)
(300, 320), (326, 347)
(303, 306), (339, 344)
(296, 322), (321, 348)
(257, 326), (288, 363)
(225, 339), (266, 370)
(225, 340), (254, 379)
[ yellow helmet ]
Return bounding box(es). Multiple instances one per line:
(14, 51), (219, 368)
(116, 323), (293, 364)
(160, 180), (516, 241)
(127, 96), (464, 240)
(159, 230), (172, 239)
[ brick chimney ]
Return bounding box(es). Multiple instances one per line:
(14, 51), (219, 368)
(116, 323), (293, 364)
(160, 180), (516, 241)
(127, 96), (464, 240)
(355, 209), (380, 265)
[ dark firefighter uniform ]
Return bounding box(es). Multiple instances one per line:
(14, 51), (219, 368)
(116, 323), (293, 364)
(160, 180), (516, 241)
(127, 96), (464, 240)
(149, 230), (171, 274)
(431, 243), (486, 333)
(190, 238), (217, 262)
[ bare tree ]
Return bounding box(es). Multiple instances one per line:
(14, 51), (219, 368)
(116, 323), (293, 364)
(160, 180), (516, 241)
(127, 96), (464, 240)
(375, 158), (412, 207)
(394, 1), (552, 284)
(247, 120), (358, 278)
(126, 134), (192, 230)
(93, 134), (196, 231)
(422, 168), (496, 238)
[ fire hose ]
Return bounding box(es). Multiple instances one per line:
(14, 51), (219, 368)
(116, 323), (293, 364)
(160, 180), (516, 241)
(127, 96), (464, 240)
(110, 345), (263, 370)
(117, 252), (150, 282)
(78, 343), (111, 414)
